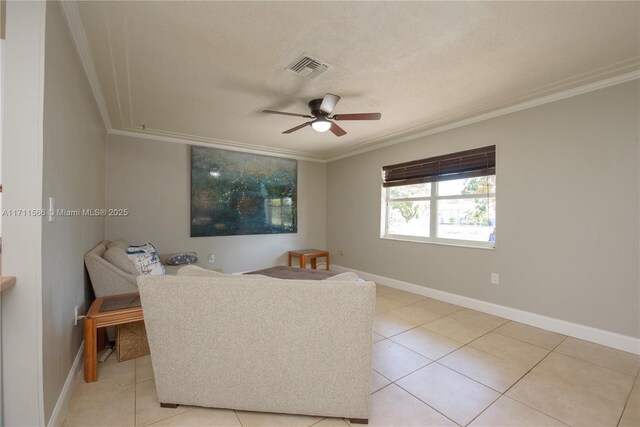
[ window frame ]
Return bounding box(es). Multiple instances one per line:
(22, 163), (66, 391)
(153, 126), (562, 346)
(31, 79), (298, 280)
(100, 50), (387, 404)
(381, 177), (496, 249)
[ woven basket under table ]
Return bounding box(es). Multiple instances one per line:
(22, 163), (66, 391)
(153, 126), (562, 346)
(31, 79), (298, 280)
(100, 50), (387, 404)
(116, 320), (150, 362)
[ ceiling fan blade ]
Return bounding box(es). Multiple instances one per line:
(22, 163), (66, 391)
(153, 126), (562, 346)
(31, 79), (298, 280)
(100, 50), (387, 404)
(319, 93), (341, 114)
(332, 113), (382, 121)
(329, 122), (347, 137)
(282, 122), (312, 134)
(263, 110), (313, 119)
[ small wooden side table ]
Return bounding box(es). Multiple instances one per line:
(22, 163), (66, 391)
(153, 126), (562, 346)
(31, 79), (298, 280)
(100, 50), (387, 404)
(288, 249), (330, 270)
(84, 293), (143, 382)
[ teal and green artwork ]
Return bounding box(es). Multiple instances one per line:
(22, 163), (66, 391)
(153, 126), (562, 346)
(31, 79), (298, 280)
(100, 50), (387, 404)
(191, 146), (297, 237)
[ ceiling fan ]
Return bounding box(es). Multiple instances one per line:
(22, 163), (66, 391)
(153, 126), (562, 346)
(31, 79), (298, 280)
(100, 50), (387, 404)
(263, 93), (381, 137)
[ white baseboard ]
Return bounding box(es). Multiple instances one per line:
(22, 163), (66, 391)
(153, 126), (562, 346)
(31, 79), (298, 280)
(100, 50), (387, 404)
(47, 342), (84, 427)
(332, 264), (640, 355)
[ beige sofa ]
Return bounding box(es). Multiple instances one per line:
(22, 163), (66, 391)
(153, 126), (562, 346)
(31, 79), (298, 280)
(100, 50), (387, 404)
(137, 273), (376, 423)
(84, 240), (193, 297)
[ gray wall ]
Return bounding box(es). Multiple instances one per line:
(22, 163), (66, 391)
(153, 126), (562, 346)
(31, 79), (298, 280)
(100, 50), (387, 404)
(106, 134), (326, 273)
(327, 81), (640, 338)
(41, 1), (106, 424)
(1, 2), (47, 425)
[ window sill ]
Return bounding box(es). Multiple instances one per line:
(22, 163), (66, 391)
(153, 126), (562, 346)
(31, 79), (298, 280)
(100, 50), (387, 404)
(381, 235), (496, 250)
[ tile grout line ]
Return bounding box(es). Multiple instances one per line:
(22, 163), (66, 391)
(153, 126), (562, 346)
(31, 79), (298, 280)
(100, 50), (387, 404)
(371, 367), (394, 384)
(234, 409), (244, 427)
(134, 360), (197, 427)
(384, 320), (475, 367)
(375, 300), (489, 343)
(374, 315), (479, 383)
(514, 337), (637, 408)
(615, 372), (639, 427)
(435, 349), (535, 394)
(376, 296), (581, 382)
(464, 336), (569, 427)
(375, 307), (513, 386)
(374, 314), (446, 344)
(391, 380), (463, 427)
(429, 360), (507, 395)
(485, 337), (578, 426)
(554, 344), (640, 377)
(500, 334), (567, 396)
(468, 395), (570, 427)
(549, 348), (639, 382)
(511, 335), (637, 426)
(307, 416), (326, 427)
(491, 327), (567, 353)
(375, 355), (434, 384)
(376, 299), (576, 426)
(371, 295), (469, 426)
(375, 309), (507, 426)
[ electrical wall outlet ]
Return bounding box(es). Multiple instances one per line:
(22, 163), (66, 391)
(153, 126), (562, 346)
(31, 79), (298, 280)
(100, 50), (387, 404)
(491, 273), (500, 285)
(208, 253), (215, 264)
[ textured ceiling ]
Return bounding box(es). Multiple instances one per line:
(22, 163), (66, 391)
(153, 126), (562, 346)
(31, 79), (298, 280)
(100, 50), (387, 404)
(76, 1), (640, 160)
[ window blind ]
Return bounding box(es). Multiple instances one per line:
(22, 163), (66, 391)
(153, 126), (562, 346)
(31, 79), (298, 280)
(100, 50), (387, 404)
(382, 145), (496, 188)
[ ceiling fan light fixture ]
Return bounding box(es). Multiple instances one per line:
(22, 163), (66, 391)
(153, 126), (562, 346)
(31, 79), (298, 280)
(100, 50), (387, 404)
(311, 118), (331, 132)
(264, 93), (381, 136)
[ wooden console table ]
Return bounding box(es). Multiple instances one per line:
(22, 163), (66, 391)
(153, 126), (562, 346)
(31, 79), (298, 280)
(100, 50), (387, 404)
(84, 293), (143, 382)
(288, 249), (330, 270)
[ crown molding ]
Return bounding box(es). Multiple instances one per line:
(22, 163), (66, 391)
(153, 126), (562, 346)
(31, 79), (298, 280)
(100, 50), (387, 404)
(62, 0), (638, 164)
(59, 1), (112, 131)
(326, 70), (640, 162)
(108, 129), (327, 163)
(110, 70), (638, 164)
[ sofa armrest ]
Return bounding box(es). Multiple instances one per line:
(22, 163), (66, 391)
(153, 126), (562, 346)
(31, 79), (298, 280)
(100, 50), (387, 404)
(85, 254), (139, 297)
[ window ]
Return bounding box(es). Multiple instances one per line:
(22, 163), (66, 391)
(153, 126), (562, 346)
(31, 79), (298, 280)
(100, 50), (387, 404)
(382, 146), (496, 248)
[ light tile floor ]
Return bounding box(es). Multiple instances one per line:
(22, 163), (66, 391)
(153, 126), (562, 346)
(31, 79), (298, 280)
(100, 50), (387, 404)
(63, 284), (640, 427)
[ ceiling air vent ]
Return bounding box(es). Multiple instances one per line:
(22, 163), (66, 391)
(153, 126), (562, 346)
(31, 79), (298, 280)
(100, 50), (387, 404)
(286, 54), (330, 79)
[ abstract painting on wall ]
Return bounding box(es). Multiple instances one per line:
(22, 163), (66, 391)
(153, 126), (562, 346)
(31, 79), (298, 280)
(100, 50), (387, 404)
(191, 146), (297, 237)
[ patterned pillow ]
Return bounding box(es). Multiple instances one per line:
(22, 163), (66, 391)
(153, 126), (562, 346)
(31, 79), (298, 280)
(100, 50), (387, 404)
(126, 243), (165, 276)
(167, 252), (198, 266)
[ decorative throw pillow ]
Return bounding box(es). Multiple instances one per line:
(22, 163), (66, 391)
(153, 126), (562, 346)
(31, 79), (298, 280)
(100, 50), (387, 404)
(104, 247), (139, 275)
(166, 252), (198, 266)
(126, 243), (165, 276)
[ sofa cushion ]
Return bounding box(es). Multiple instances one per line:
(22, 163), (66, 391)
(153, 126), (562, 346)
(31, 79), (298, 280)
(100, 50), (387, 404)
(177, 265), (268, 279)
(104, 247), (139, 275)
(108, 239), (130, 250)
(177, 265), (226, 277)
(164, 265), (182, 275)
(324, 272), (359, 281)
(126, 243), (165, 276)
(166, 252), (198, 266)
